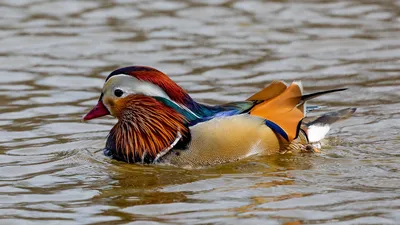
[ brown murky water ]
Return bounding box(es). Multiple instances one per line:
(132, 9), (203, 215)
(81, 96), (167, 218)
(1, 0), (399, 224)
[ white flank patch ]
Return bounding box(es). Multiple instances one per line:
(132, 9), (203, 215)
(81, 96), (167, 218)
(307, 125), (331, 143)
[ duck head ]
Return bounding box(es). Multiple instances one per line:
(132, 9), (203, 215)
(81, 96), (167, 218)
(84, 66), (195, 120)
(83, 66), (191, 163)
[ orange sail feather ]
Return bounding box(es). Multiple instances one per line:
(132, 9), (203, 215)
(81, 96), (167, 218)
(248, 82), (304, 142)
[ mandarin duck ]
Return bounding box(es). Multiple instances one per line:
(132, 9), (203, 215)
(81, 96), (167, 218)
(83, 66), (356, 167)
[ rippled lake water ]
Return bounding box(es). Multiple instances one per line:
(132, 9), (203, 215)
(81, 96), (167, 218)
(1, 0), (399, 224)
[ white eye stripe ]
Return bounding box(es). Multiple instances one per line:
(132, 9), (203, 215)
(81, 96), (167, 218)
(104, 74), (171, 100)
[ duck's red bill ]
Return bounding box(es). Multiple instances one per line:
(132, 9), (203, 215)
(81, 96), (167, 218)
(83, 101), (110, 120)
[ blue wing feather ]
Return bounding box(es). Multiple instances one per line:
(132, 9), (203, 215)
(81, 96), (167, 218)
(188, 101), (255, 126)
(154, 96), (255, 126)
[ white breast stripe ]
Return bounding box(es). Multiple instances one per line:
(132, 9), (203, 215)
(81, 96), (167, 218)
(153, 132), (182, 163)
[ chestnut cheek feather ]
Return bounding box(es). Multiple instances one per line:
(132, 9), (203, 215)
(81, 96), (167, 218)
(106, 95), (189, 163)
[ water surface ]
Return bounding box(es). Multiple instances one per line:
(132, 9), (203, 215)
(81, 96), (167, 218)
(1, 0), (399, 224)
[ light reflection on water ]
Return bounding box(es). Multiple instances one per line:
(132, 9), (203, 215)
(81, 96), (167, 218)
(0, 0), (399, 224)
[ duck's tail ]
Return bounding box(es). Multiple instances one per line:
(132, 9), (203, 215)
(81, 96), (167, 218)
(302, 108), (357, 143)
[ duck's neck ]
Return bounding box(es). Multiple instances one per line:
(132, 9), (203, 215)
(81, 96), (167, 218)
(106, 96), (189, 163)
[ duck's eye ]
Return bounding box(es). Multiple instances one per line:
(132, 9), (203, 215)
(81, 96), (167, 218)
(114, 89), (123, 97)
